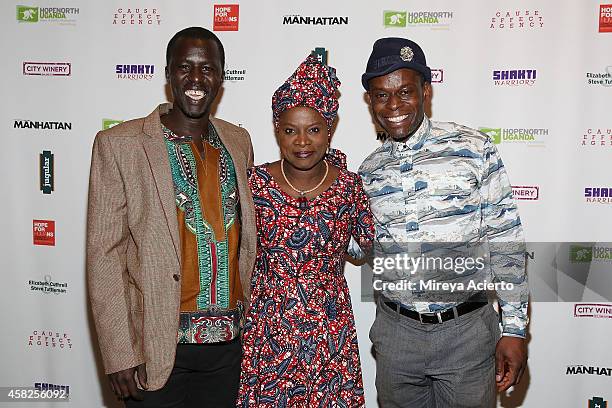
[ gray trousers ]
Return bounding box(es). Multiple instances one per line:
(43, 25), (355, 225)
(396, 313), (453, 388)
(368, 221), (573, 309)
(370, 299), (500, 408)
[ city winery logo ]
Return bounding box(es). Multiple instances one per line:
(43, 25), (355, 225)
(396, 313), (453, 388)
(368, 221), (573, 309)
(29, 275), (68, 295)
(14, 119), (71, 130)
(102, 119), (123, 130)
(23, 62), (71, 76)
(589, 396), (608, 408)
(492, 69), (537, 86)
(512, 186), (539, 200)
(479, 127), (547, 146)
(213, 4), (239, 31)
(39, 150), (54, 194)
(311, 47), (328, 65)
(567, 365), (612, 376)
(33, 220), (55, 246)
(585, 187), (612, 204)
(586, 67), (612, 87)
(383, 10), (453, 29)
(570, 245), (612, 263)
(582, 128), (612, 148)
(112, 8), (160, 25)
(431, 69), (444, 83)
(600, 5), (612, 33)
(28, 330), (72, 349)
(116, 64), (155, 80)
(575, 303), (612, 319)
(490, 10), (543, 30)
(16, 5), (79, 24)
(283, 15), (349, 25)
(34, 382), (70, 397)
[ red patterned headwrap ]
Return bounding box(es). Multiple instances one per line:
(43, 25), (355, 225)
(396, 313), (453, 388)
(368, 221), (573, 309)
(272, 54), (341, 128)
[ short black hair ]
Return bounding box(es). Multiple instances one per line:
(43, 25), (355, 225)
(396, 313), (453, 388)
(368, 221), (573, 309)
(166, 27), (225, 71)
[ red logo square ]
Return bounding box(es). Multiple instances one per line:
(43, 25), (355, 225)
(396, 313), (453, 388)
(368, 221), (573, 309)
(214, 4), (239, 31)
(600, 4), (612, 32)
(33, 220), (55, 246)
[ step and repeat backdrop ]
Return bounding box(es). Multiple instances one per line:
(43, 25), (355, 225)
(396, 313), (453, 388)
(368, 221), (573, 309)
(1, 1), (611, 407)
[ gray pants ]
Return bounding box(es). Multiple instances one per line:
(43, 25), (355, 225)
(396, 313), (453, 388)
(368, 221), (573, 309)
(370, 299), (500, 408)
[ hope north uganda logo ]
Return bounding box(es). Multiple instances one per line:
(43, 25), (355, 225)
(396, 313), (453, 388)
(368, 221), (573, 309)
(384, 10), (453, 29)
(479, 127), (547, 146)
(16, 5), (79, 24)
(102, 119), (123, 130)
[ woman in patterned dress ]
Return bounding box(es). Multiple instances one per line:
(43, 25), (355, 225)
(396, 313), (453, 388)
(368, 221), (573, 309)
(236, 55), (374, 407)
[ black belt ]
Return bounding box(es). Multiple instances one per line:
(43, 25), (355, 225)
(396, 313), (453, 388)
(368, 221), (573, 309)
(383, 297), (487, 324)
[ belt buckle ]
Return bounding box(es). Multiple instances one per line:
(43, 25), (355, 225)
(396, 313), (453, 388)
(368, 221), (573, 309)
(419, 311), (443, 324)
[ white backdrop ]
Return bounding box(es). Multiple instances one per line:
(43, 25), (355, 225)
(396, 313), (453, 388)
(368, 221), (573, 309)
(1, 1), (611, 407)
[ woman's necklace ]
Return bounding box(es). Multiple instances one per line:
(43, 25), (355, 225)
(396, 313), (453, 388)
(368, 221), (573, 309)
(280, 158), (329, 198)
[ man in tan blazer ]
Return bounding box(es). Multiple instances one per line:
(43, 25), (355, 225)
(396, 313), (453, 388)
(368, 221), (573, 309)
(87, 27), (256, 407)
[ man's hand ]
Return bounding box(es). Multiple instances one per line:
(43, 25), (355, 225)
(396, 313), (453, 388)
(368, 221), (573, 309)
(495, 336), (527, 392)
(108, 363), (148, 400)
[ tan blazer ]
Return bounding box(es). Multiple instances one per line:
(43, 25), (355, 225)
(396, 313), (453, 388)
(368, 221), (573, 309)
(86, 103), (256, 390)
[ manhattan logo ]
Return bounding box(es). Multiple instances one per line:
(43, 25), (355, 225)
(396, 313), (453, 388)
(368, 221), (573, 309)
(582, 128), (612, 147)
(23, 62), (71, 76)
(479, 127), (547, 146)
(112, 8), (161, 25)
(586, 67), (612, 87)
(39, 150), (54, 194)
(14, 120), (71, 130)
(116, 64), (155, 80)
(490, 10), (543, 30)
(585, 187), (612, 204)
(17, 5), (79, 24)
(283, 15), (348, 25)
(384, 10), (453, 29)
(512, 186), (539, 200)
(311, 47), (328, 65)
(600, 5), (612, 32)
(213, 4), (239, 31)
(567, 365), (612, 376)
(570, 245), (612, 263)
(493, 69), (537, 86)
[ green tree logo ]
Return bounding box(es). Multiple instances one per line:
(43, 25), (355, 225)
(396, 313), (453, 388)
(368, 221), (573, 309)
(17, 6), (39, 22)
(384, 11), (406, 28)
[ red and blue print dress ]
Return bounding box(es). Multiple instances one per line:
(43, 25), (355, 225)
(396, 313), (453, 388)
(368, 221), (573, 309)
(237, 151), (374, 407)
